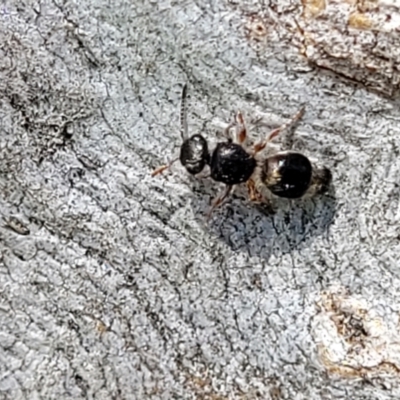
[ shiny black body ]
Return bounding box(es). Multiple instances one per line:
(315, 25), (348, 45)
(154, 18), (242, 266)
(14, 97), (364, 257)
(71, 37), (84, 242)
(209, 142), (257, 185)
(261, 152), (312, 198)
(179, 134), (209, 175)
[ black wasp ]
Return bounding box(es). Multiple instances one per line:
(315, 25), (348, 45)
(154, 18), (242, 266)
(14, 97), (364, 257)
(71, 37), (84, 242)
(152, 84), (332, 220)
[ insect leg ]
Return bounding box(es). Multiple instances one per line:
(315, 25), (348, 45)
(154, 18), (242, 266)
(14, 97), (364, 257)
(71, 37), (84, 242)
(151, 157), (179, 177)
(253, 106), (305, 155)
(206, 185), (233, 221)
(246, 178), (264, 203)
(235, 111), (247, 144)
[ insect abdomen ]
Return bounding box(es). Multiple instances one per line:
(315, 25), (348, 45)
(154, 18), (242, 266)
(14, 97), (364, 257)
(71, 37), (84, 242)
(261, 152), (312, 198)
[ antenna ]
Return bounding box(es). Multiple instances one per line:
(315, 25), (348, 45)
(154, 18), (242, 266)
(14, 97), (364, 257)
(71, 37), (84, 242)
(180, 83), (188, 140)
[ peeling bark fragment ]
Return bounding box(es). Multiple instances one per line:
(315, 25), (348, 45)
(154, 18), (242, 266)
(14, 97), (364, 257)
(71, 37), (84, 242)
(242, 0), (400, 97)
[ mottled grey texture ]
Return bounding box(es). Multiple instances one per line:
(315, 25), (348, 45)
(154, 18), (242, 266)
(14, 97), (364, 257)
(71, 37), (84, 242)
(1, 1), (400, 399)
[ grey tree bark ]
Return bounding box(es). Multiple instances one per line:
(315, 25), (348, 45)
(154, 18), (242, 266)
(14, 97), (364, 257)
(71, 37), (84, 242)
(1, 0), (400, 399)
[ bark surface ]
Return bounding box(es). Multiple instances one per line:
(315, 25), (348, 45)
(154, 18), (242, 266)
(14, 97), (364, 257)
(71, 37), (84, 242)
(1, 1), (400, 399)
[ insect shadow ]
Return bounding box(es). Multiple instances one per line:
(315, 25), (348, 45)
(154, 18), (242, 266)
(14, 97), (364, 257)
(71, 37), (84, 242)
(187, 176), (337, 261)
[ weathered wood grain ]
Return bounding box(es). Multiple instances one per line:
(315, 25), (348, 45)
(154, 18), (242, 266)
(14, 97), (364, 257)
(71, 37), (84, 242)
(1, 0), (400, 399)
